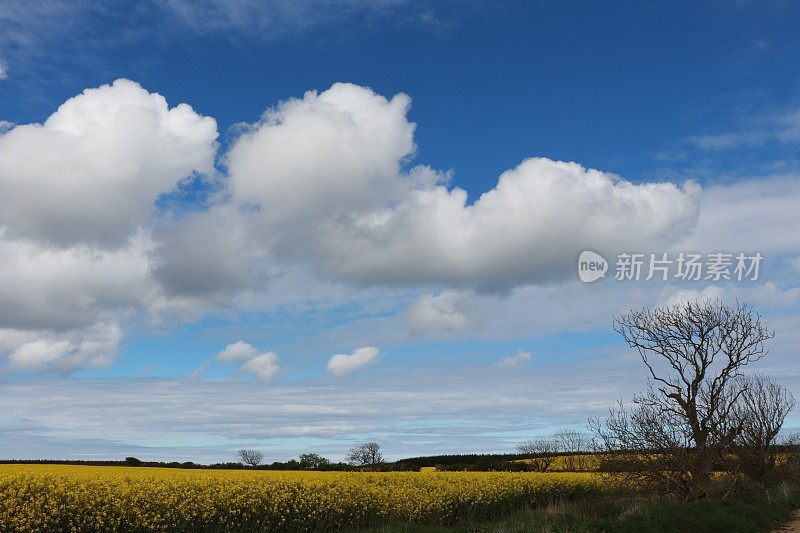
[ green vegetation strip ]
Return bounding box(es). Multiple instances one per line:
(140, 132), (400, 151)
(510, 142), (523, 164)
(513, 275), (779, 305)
(363, 483), (800, 533)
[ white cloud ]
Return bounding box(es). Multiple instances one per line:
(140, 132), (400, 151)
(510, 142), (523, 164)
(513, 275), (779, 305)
(0, 231), (152, 332)
(228, 83), (701, 292)
(0, 120), (14, 132)
(240, 352), (280, 381)
(748, 282), (800, 308)
(216, 340), (260, 362)
(227, 82), (415, 226)
(2, 78), (795, 379)
(0, 78), (217, 247)
(327, 346), (380, 376)
(497, 350), (532, 369)
(151, 205), (262, 302)
(677, 176), (800, 255)
(0, 360), (647, 462)
(216, 341), (279, 381)
(0, 79), (219, 374)
(3, 322), (121, 374)
(407, 291), (468, 334)
(315, 158), (699, 291)
(0, 231), (152, 373)
(0, 58), (6, 80)
(656, 282), (800, 312)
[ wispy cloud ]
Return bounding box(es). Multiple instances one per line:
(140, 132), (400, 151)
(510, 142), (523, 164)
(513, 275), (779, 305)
(687, 108), (800, 151)
(0, 0), (447, 90)
(0, 2), (151, 88)
(0, 362), (635, 462)
(188, 360), (212, 380)
(156, 0), (419, 38)
(497, 350), (532, 369)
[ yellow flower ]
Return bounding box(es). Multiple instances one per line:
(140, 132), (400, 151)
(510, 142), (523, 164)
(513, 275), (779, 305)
(0, 464), (600, 531)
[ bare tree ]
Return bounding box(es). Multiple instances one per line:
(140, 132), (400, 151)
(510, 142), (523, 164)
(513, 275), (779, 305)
(238, 449), (264, 467)
(553, 429), (591, 471)
(592, 299), (773, 500)
(731, 374), (795, 481)
(783, 431), (800, 449)
(590, 393), (704, 497)
(516, 437), (558, 472)
(346, 442), (384, 469)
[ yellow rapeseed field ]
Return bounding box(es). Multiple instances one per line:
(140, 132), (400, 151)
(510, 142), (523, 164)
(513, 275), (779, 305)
(0, 464), (599, 532)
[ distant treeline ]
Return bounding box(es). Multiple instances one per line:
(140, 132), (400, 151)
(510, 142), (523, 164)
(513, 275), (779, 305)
(393, 453), (534, 472)
(394, 453), (529, 467)
(0, 452), (580, 472)
(0, 458), (354, 471)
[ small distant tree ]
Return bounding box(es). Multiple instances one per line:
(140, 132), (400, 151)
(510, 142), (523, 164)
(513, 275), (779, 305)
(347, 442), (383, 469)
(731, 374), (795, 482)
(238, 449), (264, 467)
(553, 429), (591, 471)
(298, 452), (331, 470)
(124, 457), (142, 467)
(783, 431), (800, 450)
(780, 432), (800, 478)
(516, 437), (557, 472)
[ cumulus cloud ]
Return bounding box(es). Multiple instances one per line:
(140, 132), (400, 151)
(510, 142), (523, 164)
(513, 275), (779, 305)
(2, 322), (121, 374)
(227, 82), (415, 226)
(0, 231), (154, 332)
(310, 158), (700, 290)
(0, 79), (761, 377)
(407, 291), (468, 334)
(240, 352), (280, 381)
(0, 78), (217, 247)
(0, 79), (217, 374)
(227, 83), (701, 291)
(151, 206), (261, 302)
(216, 340), (260, 362)
(0, 230), (154, 373)
(327, 346), (380, 376)
(497, 350), (532, 369)
(216, 341), (279, 381)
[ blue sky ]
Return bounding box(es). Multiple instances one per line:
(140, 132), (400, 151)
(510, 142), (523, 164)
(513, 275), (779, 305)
(1, 0), (799, 463)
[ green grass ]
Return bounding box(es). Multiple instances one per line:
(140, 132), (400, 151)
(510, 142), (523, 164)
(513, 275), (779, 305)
(359, 483), (800, 533)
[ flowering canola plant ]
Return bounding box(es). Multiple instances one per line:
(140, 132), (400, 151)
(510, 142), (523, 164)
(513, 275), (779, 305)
(0, 465), (599, 531)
